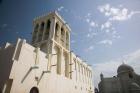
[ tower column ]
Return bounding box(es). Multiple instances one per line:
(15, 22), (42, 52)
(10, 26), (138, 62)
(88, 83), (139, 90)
(50, 17), (56, 40)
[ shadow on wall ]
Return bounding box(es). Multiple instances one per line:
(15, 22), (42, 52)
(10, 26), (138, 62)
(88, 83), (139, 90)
(0, 45), (15, 92)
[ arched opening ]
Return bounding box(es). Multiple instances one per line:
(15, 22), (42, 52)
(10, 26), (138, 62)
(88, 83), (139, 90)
(55, 23), (59, 32)
(44, 20), (51, 40)
(30, 87), (39, 93)
(40, 22), (45, 31)
(32, 24), (39, 43)
(38, 22), (44, 42)
(61, 28), (65, 46)
(46, 19), (51, 30)
(66, 32), (69, 49)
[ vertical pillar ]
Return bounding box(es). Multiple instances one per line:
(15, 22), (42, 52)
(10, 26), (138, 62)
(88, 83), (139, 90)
(50, 17), (56, 40)
(61, 49), (65, 76)
(57, 47), (62, 74)
(75, 58), (78, 81)
(65, 53), (68, 77)
(35, 47), (40, 65)
(60, 48), (63, 75)
(78, 62), (80, 82)
(58, 23), (61, 43)
(47, 54), (52, 71)
(86, 67), (88, 85)
(64, 30), (66, 48)
(68, 52), (70, 78)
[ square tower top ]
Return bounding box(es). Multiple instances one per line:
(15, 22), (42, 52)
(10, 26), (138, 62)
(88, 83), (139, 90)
(32, 11), (71, 53)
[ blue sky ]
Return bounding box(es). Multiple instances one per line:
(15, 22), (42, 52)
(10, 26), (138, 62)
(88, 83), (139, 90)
(0, 0), (140, 87)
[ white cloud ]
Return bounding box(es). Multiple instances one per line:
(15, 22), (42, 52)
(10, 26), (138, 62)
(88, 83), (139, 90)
(86, 18), (90, 23)
(85, 45), (94, 52)
(98, 4), (110, 13)
(91, 21), (98, 28)
(98, 4), (140, 21)
(87, 32), (97, 38)
(105, 29), (110, 33)
(113, 35), (121, 39)
(109, 8), (130, 21)
(101, 24), (105, 30)
(101, 22), (121, 41)
(85, 13), (98, 28)
(93, 49), (140, 87)
(85, 18), (98, 28)
(88, 46), (94, 50)
(98, 39), (113, 45)
(111, 30), (121, 39)
(127, 11), (140, 19)
(102, 21), (112, 29)
(90, 21), (96, 27)
(57, 6), (64, 12)
(85, 13), (92, 18)
(119, 4), (123, 8)
(110, 7), (120, 15)
(87, 13), (92, 17)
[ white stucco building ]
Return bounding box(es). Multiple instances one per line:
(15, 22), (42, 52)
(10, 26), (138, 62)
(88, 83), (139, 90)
(0, 11), (94, 93)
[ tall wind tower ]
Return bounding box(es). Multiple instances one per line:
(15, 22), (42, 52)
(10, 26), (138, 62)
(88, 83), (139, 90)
(32, 11), (71, 77)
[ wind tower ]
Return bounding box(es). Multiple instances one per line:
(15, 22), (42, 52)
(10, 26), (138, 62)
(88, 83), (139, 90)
(32, 11), (71, 77)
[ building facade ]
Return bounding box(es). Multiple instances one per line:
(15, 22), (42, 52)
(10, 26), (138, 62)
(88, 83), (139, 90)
(98, 64), (140, 93)
(0, 11), (94, 93)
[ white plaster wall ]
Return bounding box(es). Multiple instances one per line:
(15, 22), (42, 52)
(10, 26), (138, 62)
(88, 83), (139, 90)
(1, 40), (94, 93)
